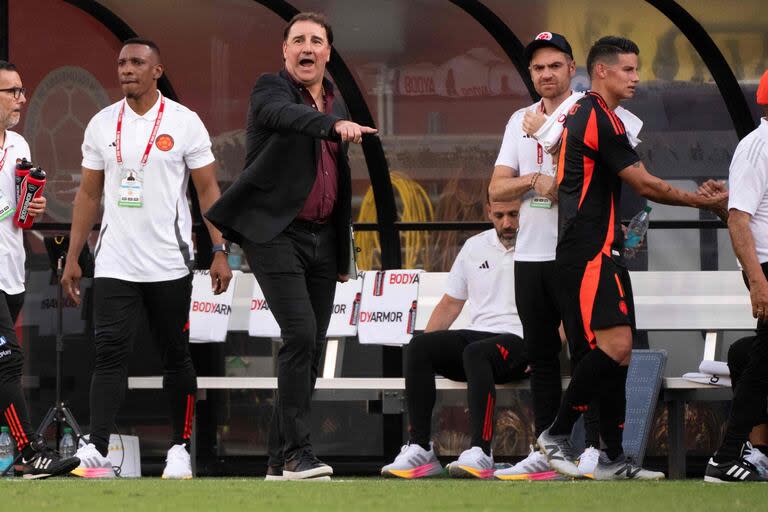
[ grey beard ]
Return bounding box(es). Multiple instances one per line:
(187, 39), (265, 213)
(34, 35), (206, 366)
(1, 114), (18, 130)
(499, 234), (517, 250)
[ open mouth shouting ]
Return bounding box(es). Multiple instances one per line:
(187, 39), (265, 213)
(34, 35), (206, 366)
(298, 57), (316, 69)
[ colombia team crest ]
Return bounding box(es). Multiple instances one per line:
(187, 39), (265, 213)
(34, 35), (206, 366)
(155, 134), (174, 151)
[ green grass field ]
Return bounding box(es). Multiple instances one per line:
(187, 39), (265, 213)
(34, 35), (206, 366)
(0, 478), (765, 512)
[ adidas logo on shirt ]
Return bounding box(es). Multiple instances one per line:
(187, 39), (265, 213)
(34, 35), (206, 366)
(478, 261), (490, 269)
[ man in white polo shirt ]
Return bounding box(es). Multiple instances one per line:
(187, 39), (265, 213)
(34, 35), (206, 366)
(704, 69), (768, 483)
(381, 197), (529, 479)
(0, 60), (81, 479)
(61, 38), (231, 479)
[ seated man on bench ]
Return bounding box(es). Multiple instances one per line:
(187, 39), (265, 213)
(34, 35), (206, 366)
(381, 196), (529, 479)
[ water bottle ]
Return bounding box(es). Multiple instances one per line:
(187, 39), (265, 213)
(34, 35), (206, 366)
(59, 427), (76, 459)
(13, 166), (46, 229)
(623, 206), (652, 259)
(227, 243), (243, 271)
(0, 426), (14, 476)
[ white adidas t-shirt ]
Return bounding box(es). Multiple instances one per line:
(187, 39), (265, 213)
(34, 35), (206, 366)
(82, 93), (215, 282)
(728, 118), (768, 263)
(444, 229), (523, 336)
(0, 131), (31, 294)
(495, 100), (558, 262)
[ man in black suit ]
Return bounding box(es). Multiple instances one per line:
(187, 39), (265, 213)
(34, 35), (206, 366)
(206, 12), (375, 480)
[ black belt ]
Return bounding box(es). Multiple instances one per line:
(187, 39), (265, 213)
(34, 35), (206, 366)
(290, 218), (328, 233)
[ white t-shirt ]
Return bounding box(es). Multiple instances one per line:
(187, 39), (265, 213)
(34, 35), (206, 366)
(495, 100), (558, 262)
(728, 118), (768, 263)
(0, 130), (31, 294)
(82, 93), (215, 282)
(444, 229), (523, 336)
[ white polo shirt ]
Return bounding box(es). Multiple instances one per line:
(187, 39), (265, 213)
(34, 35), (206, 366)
(444, 229), (523, 336)
(495, 100), (558, 262)
(728, 118), (768, 263)
(82, 93), (215, 282)
(0, 130), (31, 294)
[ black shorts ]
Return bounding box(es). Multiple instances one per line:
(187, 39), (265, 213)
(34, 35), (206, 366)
(557, 253), (635, 354)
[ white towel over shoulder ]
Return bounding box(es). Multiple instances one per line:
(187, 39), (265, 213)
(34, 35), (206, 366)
(533, 91), (643, 153)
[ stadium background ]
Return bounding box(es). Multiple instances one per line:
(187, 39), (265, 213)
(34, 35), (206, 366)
(3, 0), (767, 476)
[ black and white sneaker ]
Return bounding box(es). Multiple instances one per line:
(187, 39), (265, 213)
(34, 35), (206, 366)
(704, 457), (762, 483)
(265, 464), (284, 481)
(283, 451), (333, 480)
(537, 427), (582, 478)
(21, 439), (80, 480)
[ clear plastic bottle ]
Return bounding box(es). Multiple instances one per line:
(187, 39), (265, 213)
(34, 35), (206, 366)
(59, 427), (76, 459)
(227, 243), (243, 271)
(0, 426), (14, 476)
(623, 206), (652, 259)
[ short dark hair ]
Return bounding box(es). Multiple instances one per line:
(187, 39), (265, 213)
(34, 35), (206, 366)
(586, 36), (639, 77)
(0, 60), (17, 73)
(123, 37), (161, 55)
(283, 12), (333, 45)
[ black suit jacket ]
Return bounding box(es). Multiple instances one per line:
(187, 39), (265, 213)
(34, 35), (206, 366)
(206, 71), (352, 274)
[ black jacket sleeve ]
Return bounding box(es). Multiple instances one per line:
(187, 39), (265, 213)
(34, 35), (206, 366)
(250, 74), (342, 140)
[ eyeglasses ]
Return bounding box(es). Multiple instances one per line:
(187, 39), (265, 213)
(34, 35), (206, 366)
(0, 87), (26, 99)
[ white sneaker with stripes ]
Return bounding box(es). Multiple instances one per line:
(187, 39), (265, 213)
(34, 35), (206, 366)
(447, 446), (495, 479)
(71, 442), (115, 478)
(381, 443), (443, 479)
(494, 445), (559, 481)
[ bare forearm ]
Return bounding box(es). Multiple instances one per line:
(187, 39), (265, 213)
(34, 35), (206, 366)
(489, 174), (532, 202)
(67, 190), (101, 259)
(729, 215), (767, 287)
(424, 300), (464, 332)
(197, 187), (225, 245)
(637, 175), (700, 207)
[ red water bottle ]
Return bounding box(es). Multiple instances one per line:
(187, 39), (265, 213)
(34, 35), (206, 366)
(406, 300), (417, 334)
(15, 158), (33, 202)
(373, 271), (386, 296)
(349, 292), (361, 325)
(13, 167), (46, 229)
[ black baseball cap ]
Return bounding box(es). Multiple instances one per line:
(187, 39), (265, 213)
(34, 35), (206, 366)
(524, 32), (574, 64)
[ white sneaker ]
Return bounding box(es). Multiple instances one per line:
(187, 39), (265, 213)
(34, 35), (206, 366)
(71, 443), (115, 478)
(162, 444), (193, 479)
(577, 446), (600, 478)
(743, 442), (768, 479)
(447, 446), (495, 479)
(381, 443), (443, 479)
(593, 453), (665, 481)
(495, 445), (559, 481)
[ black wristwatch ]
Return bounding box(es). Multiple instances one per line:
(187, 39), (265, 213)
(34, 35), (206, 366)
(211, 243), (230, 255)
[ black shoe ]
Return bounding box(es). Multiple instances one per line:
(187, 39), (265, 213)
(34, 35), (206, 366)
(265, 464), (283, 481)
(283, 451), (333, 480)
(704, 457), (762, 483)
(21, 439), (80, 480)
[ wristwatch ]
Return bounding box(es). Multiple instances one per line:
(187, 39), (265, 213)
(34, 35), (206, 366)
(211, 243), (230, 255)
